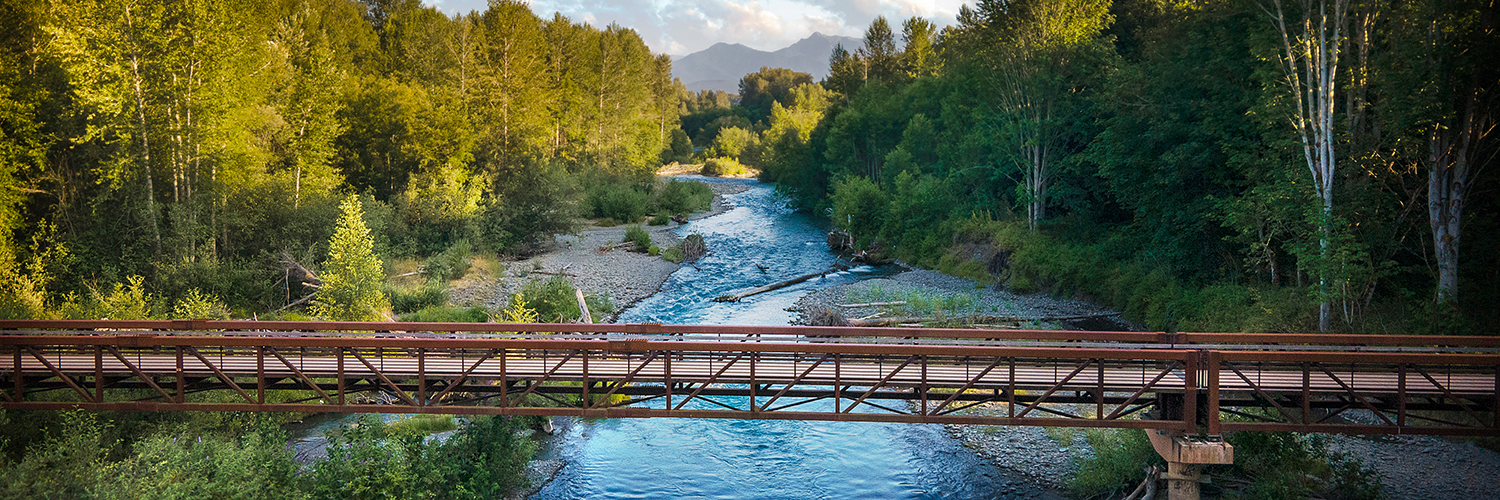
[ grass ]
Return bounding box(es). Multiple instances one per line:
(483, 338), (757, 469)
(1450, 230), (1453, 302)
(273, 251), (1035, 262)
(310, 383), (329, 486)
(385, 414), (458, 435)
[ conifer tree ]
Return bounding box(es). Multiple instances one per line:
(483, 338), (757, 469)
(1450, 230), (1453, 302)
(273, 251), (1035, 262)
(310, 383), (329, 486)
(312, 196), (390, 321)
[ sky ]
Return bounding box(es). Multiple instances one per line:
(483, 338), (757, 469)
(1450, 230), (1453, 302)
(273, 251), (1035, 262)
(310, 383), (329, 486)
(423, 0), (970, 56)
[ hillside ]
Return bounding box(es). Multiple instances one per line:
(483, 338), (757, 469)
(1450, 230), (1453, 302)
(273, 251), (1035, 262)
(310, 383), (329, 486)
(673, 32), (862, 93)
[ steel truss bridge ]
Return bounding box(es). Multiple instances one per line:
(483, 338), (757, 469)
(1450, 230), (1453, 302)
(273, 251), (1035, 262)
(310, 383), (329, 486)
(2, 320), (1497, 437)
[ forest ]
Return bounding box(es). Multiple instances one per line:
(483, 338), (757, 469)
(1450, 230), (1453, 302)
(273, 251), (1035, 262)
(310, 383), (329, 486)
(736, 0), (1497, 334)
(0, 0), (692, 320)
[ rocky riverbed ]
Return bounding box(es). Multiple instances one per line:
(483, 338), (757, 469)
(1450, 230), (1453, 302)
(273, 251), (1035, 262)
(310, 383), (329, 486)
(449, 181), (749, 321)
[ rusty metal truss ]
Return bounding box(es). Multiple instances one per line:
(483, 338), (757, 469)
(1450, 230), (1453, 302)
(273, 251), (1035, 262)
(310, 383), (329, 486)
(1, 320), (1497, 436)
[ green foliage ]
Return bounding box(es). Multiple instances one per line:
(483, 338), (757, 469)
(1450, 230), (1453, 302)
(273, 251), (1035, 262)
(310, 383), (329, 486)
(88, 275), (156, 320)
(171, 288), (232, 320)
(496, 292), (539, 324)
(586, 179), (653, 225)
(1065, 429), (1161, 499)
(387, 281), (449, 315)
(738, 67), (815, 123)
(647, 245), (661, 256)
(399, 306), (488, 323)
(656, 180), (713, 215)
(312, 196), (392, 321)
(512, 276), (582, 322)
(830, 176), (889, 249)
(1222, 431), (1384, 500)
(624, 225), (652, 249)
(424, 240), (473, 281)
(663, 128), (694, 164)
(702, 157), (748, 177)
(385, 414), (458, 435)
(649, 215), (670, 226)
(661, 247), (685, 263)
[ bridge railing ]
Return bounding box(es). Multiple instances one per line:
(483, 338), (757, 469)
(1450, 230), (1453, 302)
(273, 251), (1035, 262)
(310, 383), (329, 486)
(2, 320), (1497, 436)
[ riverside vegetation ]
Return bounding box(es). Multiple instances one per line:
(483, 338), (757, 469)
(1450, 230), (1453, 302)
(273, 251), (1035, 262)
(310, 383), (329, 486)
(0, 0), (1495, 498)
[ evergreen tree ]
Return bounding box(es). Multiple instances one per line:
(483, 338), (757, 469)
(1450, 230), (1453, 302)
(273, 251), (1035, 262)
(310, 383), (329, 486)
(312, 195), (390, 321)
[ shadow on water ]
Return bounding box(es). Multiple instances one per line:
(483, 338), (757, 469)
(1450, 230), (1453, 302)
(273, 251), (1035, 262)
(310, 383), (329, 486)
(530, 177), (1066, 500)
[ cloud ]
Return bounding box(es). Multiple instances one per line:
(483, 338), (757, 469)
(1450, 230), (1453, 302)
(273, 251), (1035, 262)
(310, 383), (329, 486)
(425, 0), (969, 55)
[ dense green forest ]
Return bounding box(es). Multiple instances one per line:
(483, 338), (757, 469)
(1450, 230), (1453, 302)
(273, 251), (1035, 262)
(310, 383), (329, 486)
(736, 0), (1496, 334)
(0, 0), (689, 319)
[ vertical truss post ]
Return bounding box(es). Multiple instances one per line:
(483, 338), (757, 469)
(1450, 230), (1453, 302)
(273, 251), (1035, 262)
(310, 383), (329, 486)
(1397, 363), (1406, 427)
(257, 346), (265, 404)
(417, 348), (426, 407)
(1207, 351), (1221, 436)
(337, 347), (345, 405)
(1493, 363), (1498, 429)
(176, 346), (184, 404)
(13, 346), (22, 402)
(582, 349), (590, 408)
(1096, 358), (1104, 419)
(499, 348), (508, 407)
(1184, 352), (1198, 433)
(1008, 357), (1016, 419)
(750, 351), (757, 414)
(921, 355), (928, 417)
(94, 346), (103, 403)
(834, 353), (842, 413)
(664, 349), (672, 410)
(1302, 362), (1311, 425)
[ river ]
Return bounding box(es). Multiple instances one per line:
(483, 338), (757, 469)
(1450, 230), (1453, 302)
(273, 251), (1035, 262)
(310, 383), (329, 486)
(529, 177), (1064, 500)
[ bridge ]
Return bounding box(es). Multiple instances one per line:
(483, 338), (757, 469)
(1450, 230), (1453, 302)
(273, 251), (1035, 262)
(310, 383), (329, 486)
(4, 320), (1498, 499)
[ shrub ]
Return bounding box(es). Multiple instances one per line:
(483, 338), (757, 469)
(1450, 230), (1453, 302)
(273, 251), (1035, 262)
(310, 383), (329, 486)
(830, 176), (888, 249)
(385, 414), (457, 435)
(655, 180), (713, 214)
(624, 225), (651, 250)
(423, 239), (472, 281)
(701, 157), (747, 177)
(649, 214), (670, 226)
(1066, 429), (1161, 499)
(171, 288), (232, 319)
(586, 182), (652, 224)
(661, 247), (684, 263)
(312, 196), (391, 321)
(386, 280), (448, 314)
(512, 276), (581, 322)
(647, 245), (660, 256)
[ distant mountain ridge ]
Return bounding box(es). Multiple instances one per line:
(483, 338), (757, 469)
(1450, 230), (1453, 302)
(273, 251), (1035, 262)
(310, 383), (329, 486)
(673, 32), (863, 93)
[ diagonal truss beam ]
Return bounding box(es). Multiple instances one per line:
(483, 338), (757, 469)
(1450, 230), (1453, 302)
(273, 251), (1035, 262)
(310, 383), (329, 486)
(673, 353), (745, 411)
(1104, 361), (1180, 420)
(184, 347), (256, 404)
(430, 350), (495, 404)
(931, 357), (1005, 416)
(1015, 359), (1092, 418)
(25, 346), (93, 402)
(594, 352), (660, 407)
(265, 347), (333, 403)
(512, 350), (577, 405)
(1316, 364), (1396, 426)
(350, 350), (418, 406)
(1227, 363), (1302, 424)
(758, 353), (832, 412)
(1413, 365), (1487, 427)
(842, 355), (918, 414)
(105, 347), (175, 402)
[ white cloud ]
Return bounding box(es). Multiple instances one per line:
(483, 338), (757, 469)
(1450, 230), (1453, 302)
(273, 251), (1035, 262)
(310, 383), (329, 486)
(425, 0), (969, 55)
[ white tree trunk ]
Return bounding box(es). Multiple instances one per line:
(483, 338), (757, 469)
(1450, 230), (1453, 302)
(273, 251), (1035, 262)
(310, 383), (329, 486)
(1261, 0), (1348, 332)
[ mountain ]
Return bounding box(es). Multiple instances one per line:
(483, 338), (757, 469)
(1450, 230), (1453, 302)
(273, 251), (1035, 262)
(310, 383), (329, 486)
(673, 32), (863, 93)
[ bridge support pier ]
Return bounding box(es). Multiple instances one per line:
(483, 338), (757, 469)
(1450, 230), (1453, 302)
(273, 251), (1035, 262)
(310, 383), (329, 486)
(1147, 429), (1233, 500)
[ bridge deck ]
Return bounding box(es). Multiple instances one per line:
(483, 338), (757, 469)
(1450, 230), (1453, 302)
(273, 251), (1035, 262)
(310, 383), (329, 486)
(2, 320), (1497, 436)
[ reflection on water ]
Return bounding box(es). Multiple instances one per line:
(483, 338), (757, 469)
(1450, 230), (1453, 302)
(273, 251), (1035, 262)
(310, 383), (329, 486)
(531, 178), (1060, 500)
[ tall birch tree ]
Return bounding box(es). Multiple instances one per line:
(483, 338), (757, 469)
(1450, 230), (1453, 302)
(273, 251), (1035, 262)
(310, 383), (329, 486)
(1259, 0), (1349, 332)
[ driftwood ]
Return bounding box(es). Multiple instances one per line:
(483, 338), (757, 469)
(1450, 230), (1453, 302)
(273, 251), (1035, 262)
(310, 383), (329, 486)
(277, 250), (322, 312)
(715, 266), (837, 302)
(532, 264), (577, 277)
(837, 301), (907, 308)
(846, 312), (1123, 327)
(679, 234), (707, 262)
(671, 213), (689, 224)
(574, 288), (592, 324)
(275, 292), (317, 313)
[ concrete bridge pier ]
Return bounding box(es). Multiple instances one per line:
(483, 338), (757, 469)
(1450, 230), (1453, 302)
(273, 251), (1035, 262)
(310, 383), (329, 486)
(1150, 392), (1234, 500)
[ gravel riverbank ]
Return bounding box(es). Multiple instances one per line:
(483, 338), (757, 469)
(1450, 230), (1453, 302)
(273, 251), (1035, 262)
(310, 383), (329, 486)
(449, 181), (749, 321)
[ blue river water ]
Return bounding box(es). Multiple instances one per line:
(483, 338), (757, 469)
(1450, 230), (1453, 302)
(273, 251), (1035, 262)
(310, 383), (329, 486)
(530, 177), (1062, 500)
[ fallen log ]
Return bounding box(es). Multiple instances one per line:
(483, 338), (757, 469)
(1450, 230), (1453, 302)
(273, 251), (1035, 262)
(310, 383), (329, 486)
(574, 288), (592, 324)
(714, 267), (837, 302)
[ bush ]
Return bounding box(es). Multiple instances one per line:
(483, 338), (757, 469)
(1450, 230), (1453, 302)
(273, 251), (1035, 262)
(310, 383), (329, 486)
(586, 182), (652, 224)
(1066, 429), (1161, 499)
(649, 214), (670, 226)
(831, 176), (889, 249)
(385, 414), (457, 435)
(647, 245), (660, 256)
(399, 305), (487, 323)
(661, 247), (684, 263)
(513, 276), (581, 322)
(624, 225), (651, 250)
(386, 280), (449, 314)
(423, 239), (472, 281)
(656, 180), (713, 214)
(702, 157), (747, 177)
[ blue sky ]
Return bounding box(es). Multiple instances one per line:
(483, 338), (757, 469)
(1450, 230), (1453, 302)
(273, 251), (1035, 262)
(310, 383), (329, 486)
(423, 0), (969, 55)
